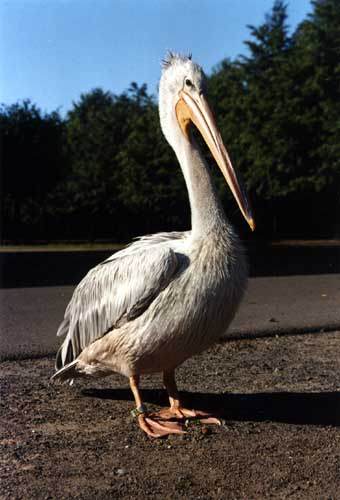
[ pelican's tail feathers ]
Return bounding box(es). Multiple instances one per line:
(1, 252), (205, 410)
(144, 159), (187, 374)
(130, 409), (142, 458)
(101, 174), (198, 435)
(51, 359), (78, 384)
(56, 318), (69, 337)
(55, 336), (75, 371)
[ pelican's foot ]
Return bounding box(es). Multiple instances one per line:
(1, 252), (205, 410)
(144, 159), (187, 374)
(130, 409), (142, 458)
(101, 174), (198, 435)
(137, 413), (185, 438)
(159, 406), (221, 426)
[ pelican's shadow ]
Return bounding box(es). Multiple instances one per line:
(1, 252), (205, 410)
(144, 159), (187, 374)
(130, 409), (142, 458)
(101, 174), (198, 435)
(81, 388), (340, 427)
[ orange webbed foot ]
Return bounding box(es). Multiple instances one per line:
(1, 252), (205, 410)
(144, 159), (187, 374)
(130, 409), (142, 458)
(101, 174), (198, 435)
(158, 406), (221, 425)
(137, 412), (185, 438)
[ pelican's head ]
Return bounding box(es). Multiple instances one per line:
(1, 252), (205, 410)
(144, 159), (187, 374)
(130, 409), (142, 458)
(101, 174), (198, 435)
(159, 51), (255, 232)
(159, 52), (205, 144)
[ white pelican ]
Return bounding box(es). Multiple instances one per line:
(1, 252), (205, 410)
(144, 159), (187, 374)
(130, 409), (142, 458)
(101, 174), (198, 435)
(52, 52), (255, 437)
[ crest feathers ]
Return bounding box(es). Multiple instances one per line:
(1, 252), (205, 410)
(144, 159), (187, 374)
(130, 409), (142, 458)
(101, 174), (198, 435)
(161, 51), (193, 70)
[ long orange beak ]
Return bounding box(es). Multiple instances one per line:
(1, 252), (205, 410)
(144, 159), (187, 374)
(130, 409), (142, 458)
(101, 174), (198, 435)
(176, 90), (255, 231)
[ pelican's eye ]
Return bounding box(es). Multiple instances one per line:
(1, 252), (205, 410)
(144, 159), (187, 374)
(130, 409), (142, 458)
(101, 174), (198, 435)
(185, 78), (193, 87)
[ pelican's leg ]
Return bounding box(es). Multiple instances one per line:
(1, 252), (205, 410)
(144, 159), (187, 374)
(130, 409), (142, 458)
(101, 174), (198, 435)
(129, 375), (184, 438)
(160, 370), (221, 425)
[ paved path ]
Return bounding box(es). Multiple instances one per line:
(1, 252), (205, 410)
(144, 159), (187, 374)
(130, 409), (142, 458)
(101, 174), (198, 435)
(1, 274), (340, 360)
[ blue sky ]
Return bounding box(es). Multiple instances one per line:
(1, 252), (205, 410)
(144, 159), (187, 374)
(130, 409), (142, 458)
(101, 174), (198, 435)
(1, 0), (312, 115)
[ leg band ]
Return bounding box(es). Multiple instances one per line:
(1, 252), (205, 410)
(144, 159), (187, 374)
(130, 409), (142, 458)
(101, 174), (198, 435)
(131, 404), (148, 418)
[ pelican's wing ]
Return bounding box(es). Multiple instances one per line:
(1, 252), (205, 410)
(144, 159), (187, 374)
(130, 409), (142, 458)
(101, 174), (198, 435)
(56, 243), (179, 368)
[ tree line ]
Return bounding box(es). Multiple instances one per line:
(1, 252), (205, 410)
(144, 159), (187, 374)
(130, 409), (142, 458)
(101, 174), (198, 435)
(1, 0), (339, 243)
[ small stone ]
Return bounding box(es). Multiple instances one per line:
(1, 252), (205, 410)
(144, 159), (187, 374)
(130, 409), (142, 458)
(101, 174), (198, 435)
(116, 468), (126, 475)
(201, 426), (210, 435)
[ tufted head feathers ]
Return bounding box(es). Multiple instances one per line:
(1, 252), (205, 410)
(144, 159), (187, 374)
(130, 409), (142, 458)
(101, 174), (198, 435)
(161, 51), (192, 70)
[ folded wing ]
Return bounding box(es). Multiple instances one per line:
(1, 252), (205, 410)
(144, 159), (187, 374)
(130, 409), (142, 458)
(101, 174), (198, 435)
(56, 244), (179, 369)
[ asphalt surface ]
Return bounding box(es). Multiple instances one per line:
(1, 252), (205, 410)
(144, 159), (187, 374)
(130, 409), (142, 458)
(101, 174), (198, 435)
(1, 274), (340, 361)
(1, 242), (339, 288)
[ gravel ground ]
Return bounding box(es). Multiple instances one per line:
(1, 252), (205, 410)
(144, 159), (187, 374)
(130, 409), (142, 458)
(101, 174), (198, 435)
(2, 330), (340, 499)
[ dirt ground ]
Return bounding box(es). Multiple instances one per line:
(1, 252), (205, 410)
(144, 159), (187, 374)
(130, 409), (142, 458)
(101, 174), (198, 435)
(2, 330), (340, 499)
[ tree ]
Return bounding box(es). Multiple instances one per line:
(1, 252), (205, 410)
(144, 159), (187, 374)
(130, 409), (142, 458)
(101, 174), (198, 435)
(114, 83), (188, 235)
(240, 1), (295, 200)
(0, 100), (65, 240)
(209, 0), (340, 236)
(209, 1), (295, 234)
(293, 0), (340, 184)
(288, 0), (340, 235)
(63, 84), (188, 240)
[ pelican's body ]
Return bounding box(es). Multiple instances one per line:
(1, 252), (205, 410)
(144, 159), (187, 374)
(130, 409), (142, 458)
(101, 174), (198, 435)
(60, 228), (246, 379)
(52, 53), (254, 437)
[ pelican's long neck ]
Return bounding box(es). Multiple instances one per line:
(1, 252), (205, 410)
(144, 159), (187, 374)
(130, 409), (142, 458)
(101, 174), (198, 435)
(175, 134), (227, 238)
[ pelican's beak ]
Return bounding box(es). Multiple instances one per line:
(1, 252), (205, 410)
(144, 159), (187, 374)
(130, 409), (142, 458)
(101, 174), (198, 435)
(176, 90), (255, 231)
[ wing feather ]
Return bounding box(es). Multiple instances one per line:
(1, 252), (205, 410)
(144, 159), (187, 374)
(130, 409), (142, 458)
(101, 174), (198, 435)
(56, 244), (179, 369)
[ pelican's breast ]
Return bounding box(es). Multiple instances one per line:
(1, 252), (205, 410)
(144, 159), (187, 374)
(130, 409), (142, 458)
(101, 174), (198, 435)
(126, 232), (247, 373)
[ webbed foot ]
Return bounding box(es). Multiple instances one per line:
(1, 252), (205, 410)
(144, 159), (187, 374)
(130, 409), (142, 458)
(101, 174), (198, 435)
(137, 412), (185, 438)
(158, 406), (221, 425)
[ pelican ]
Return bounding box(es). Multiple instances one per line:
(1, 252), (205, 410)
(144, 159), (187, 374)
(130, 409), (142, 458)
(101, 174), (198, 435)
(52, 52), (255, 437)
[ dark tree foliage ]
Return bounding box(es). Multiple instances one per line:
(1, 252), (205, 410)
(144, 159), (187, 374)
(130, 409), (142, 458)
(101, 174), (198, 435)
(293, 0), (340, 188)
(60, 84), (188, 240)
(285, 0), (340, 236)
(209, 0), (340, 236)
(113, 84), (188, 236)
(0, 101), (66, 241)
(1, 0), (339, 242)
